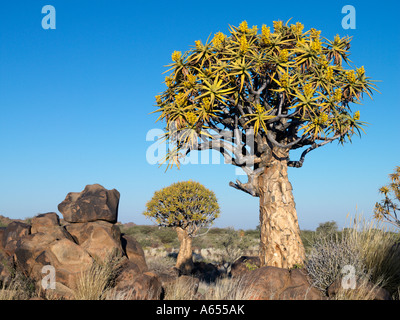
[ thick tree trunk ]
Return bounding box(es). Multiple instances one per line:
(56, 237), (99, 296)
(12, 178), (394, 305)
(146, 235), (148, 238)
(258, 148), (305, 268)
(175, 227), (194, 274)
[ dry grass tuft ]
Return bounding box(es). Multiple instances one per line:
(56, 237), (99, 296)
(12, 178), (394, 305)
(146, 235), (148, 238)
(73, 251), (123, 300)
(163, 277), (199, 300)
(202, 276), (256, 300)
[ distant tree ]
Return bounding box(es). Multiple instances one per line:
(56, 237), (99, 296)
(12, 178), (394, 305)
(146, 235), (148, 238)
(143, 181), (220, 273)
(154, 20), (377, 268)
(316, 221), (338, 236)
(374, 166), (400, 229)
(216, 227), (253, 267)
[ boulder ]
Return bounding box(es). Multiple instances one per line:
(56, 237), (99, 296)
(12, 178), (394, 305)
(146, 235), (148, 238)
(14, 233), (93, 289)
(31, 212), (60, 234)
(113, 260), (163, 300)
(58, 184), (120, 223)
(130, 272), (163, 300)
(45, 238), (94, 288)
(230, 256), (260, 277)
(2, 221), (31, 256)
(243, 266), (324, 300)
(0, 227), (5, 251)
(0, 250), (13, 285)
(37, 281), (75, 300)
(121, 234), (148, 272)
(31, 212), (74, 241)
(279, 268), (323, 300)
(65, 221), (123, 260)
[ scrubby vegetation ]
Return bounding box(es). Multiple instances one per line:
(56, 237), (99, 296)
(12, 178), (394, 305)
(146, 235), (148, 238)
(120, 215), (400, 300)
(120, 224), (260, 265)
(1, 215), (399, 300)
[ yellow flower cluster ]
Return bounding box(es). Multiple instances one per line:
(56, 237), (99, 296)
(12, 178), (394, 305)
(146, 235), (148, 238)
(280, 72), (289, 87)
(303, 83), (314, 97)
(186, 111), (197, 125)
(239, 21), (249, 33)
(319, 113), (329, 124)
(155, 95), (162, 105)
(291, 22), (304, 35)
(184, 74), (197, 89)
(255, 103), (264, 113)
(171, 51), (182, 62)
(195, 40), (202, 48)
(313, 113), (328, 126)
(297, 38), (306, 45)
(311, 39), (322, 53)
(165, 76), (174, 87)
(239, 35), (249, 53)
(353, 110), (360, 120)
(212, 32), (226, 48)
(357, 66), (365, 76)
(261, 25), (271, 44)
(187, 74), (196, 85)
(279, 49), (289, 62)
(273, 20), (283, 32)
(319, 56), (329, 67)
(346, 70), (356, 83)
(176, 92), (187, 106)
(326, 67), (334, 81)
(333, 88), (342, 102)
(310, 28), (321, 40)
(202, 97), (211, 111)
(334, 34), (341, 44)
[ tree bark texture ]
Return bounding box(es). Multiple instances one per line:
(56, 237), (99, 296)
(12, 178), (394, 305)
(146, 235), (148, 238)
(175, 227), (194, 274)
(258, 147), (306, 268)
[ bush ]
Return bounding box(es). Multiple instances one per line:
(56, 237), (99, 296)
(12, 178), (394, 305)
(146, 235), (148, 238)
(306, 234), (367, 293)
(306, 215), (400, 299)
(214, 227), (256, 267)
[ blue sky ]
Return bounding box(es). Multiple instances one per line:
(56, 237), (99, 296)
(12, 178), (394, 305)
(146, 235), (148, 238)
(0, 0), (399, 230)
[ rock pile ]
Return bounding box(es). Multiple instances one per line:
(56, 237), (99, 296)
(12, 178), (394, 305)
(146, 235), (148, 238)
(0, 184), (162, 300)
(231, 256), (323, 300)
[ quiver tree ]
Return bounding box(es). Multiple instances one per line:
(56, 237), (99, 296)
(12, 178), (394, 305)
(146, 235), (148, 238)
(143, 180), (220, 273)
(374, 166), (400, 229)
(154, 20), (377, 268)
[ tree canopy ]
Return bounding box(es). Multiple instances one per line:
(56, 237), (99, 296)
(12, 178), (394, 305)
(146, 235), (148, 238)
(154, 20), (378, 196)
(143, 180), (220, 236)
(374, 166), (400, 229)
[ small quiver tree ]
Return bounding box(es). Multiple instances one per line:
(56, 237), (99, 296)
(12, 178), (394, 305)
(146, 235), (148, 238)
(144, 180), (220, 273)
(374, 166), (400, 229)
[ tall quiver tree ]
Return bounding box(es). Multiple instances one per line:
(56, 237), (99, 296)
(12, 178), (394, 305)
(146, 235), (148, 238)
(154, 20), (378, 268)
(144, 181), (220, 273)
